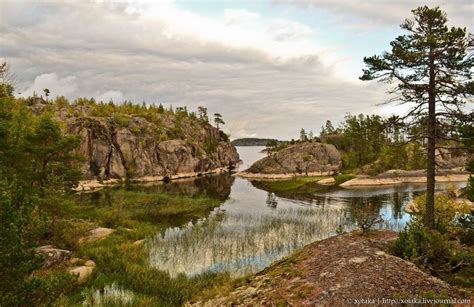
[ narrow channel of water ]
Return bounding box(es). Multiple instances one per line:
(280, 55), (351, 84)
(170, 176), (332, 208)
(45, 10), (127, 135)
(147, 146), (466, 277)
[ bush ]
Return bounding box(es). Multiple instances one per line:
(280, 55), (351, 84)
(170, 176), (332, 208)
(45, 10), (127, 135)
(391, 224), (472, 276)
(391, 193), (474, 284)
(410, 193), (471, 235)
(465, 175), (474, 202)
(350, 201), (384, 234)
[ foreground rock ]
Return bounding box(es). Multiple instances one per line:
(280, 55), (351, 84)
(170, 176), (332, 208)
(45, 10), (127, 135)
(241, 143), (341, 178)
(69, 260), (96, 284)
(78, 227), (114, 244)
(192, 231), (467, 305)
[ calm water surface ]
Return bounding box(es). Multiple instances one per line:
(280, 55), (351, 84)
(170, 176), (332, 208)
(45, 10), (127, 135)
(146, 146), (466, 277)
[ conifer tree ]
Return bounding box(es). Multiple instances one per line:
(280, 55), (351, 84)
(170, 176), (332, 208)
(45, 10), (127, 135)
(360, 6), (473, 228)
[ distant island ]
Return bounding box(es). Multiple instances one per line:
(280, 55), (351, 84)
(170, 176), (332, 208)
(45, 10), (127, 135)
(231, 138), (281, 146)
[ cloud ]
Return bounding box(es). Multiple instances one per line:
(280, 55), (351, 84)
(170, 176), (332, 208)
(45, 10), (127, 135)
(20, 73), (77, 98)
(274, 0), (473, 30)
(96, 90), (125, 103)
(2, 0), (392, 139)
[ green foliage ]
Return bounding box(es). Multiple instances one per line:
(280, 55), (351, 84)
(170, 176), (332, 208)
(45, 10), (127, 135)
(0, 63), (82, 304)
(333, 174), (354, 185)
(410, 193), (471, 234)
(351, 201), (384, 234)
(321, 113), (386, 170)
(112, 113), (131, 127)
(465, 175), (474, 202)
(391, 194), (474, 285)
(0, 180), (44, 305)
(360, 6), (472, 228)
(197, 106), (209, 122)
(203, 136), (219, 154)
(213, 112), (225, 129)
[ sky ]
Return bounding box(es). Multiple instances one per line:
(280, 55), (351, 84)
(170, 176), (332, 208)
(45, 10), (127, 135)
(0, 0), (472, 140)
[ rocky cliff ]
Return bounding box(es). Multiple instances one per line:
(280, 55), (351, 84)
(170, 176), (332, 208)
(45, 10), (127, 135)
(32, 99), (240, 181)
(244, 142), (341, 176)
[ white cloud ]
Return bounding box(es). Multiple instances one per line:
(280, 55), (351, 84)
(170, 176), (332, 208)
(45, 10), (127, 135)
(275, 0), (473, 30)
(2, 0), (392, 139)
(224, 9), (260, 26)
(20, 73), (77, 98)
(96, 90), (125, 103)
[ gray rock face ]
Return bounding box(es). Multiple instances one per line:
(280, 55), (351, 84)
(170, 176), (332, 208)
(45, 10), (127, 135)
(36, 245), (72, 267)
(246, 143), (341, 175)
(61, 112), (239, 180)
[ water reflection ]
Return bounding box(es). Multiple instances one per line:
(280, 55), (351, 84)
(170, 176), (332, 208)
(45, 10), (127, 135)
(265, 192), (278, 208)
(148, 175), (464, 277)
(149, 206), (348, 277)
(81, 147), (468, 278)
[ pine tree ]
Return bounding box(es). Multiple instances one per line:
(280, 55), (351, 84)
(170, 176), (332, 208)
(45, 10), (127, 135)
(213, 113), (225, 129)
(360, 6), (473, 228)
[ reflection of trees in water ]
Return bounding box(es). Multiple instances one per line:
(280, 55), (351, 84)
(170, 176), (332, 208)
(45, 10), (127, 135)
(390, 192), (405, 220)
(266, 192), (278, 208)
(250, 180), (333, 202)
(346, 197), (384, 227)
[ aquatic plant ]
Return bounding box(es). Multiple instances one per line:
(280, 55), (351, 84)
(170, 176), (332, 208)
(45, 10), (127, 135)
(82, 283), (135, 306)
(149, 207), (349, 277)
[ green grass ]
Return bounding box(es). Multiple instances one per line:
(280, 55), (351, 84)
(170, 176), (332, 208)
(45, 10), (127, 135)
(334, 174), (354, 184)
(38, 185), (239, 306)
(58, 228), (239, 306)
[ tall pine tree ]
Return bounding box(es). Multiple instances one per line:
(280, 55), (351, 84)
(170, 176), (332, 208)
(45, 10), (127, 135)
(360, 6), (473, 228)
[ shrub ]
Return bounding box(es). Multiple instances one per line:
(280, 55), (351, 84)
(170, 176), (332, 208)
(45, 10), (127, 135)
(351, 202), (384, 235)
(391, 193), (474, 282)
(410, 193), (471, 235)
(390, 224), (472, 276)
(465, 175), (474, 202)
(203, 137), (218, 154)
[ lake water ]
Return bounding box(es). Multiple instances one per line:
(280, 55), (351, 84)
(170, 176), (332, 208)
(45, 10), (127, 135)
(146, 146), (466, 277)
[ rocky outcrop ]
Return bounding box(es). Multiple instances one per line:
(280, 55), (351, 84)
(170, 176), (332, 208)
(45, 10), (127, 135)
(341, 169), (471, 188)
(436, 148), (472, 170)
(69, 260), (96, 284)
(191, 231), (466, 306)
(242, 143), (341, 177)
(36, 245), (72, 267)
(47, 102), (240, 181)
(78, 227), (115, 244)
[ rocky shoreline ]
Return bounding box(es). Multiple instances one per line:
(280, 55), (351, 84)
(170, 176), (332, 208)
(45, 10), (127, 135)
(236, 170), (335, 180)
(74, 166), (237, 192)
(340, 173), (470, 188)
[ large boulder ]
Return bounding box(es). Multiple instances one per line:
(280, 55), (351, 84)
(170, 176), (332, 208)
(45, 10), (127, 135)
(36, 245), (72, 267)
(246, 143), (341, 175)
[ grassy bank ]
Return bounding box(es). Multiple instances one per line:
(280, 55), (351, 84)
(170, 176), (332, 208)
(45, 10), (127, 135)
(250, 176), (331, 201)
(38, 184), (242, 306)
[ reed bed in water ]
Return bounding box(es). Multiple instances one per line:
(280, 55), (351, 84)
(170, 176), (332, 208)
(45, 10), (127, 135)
(149, 207), (349, 277)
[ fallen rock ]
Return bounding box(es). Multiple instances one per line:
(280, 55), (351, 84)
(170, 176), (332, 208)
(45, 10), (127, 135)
(36, 245), (72, 267)
(69, 264), (95, 284)
(133, 239), (145, 245)
(79, 227), (114, 244)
